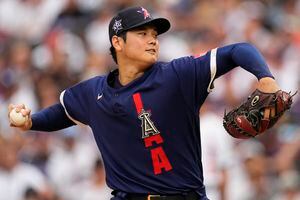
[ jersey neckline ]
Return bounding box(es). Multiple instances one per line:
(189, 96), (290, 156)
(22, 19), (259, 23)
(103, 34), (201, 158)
(104, 63), (158, 93)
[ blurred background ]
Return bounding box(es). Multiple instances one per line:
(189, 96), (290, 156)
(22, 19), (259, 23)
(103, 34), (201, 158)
(0, 0), (299, 200)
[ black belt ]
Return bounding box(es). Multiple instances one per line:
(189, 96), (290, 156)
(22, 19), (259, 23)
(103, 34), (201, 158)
(126, 191), (199, 200)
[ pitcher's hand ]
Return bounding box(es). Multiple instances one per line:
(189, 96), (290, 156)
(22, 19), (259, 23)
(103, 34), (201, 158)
(8, 104), (32, 131)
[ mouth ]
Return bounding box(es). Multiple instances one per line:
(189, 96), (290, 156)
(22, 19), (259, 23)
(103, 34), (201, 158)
(146, 49), (156, 54)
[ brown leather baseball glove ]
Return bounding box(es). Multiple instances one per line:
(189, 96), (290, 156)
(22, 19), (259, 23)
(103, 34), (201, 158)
(223, 89), (296, 139)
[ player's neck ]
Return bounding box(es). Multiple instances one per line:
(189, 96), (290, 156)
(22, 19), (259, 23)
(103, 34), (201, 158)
(118, 62), (151, 86)
(118, 66), (145, 86)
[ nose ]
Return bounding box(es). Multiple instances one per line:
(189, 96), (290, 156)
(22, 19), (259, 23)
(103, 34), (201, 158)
(148, 36), (157, 45)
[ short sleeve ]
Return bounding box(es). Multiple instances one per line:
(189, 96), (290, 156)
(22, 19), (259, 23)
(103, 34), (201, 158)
(60, 79), (96, 125)
(171, 48), (218, 110)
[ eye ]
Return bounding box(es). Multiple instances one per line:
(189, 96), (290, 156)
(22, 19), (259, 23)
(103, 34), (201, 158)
(138, 31), (147, 36)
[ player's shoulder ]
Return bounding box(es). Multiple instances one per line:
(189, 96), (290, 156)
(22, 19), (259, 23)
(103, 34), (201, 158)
(156, 54), (209, 70)
(156, 56), (193, 68)
(81, 75), (106, 86)
(68, 75), (107, 93)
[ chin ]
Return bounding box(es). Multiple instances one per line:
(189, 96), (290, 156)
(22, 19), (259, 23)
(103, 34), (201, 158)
(146, 59), (157, 66)
(138, 54), (158, 67)
(148, 55), (158, 63)
(139, 60), (155, 70)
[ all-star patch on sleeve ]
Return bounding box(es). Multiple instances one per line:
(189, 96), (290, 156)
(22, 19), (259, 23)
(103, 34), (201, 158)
(60, 77), (100, 125)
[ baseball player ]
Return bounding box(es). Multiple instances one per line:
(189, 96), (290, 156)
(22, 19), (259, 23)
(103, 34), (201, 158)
(8, 6), (293, 200)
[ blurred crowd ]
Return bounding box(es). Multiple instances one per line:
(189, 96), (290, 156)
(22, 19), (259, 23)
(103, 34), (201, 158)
(0, 0), (299, 200)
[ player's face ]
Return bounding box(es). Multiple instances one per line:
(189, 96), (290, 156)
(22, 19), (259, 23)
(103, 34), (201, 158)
(121, 26), (159, 68)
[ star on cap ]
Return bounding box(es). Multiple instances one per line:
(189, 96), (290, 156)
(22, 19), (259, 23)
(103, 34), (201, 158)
(138, 7), (151, 19)
(113, 19), (123, 34)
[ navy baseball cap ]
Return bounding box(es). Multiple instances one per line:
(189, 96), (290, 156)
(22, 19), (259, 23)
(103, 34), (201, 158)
(109, 6), (171, 43)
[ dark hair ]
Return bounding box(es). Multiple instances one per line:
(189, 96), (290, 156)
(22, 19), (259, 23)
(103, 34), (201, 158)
(110, 32), (127, 64)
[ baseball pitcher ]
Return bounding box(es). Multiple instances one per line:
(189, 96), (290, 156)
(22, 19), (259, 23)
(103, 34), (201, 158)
(8, 6), (295, 200)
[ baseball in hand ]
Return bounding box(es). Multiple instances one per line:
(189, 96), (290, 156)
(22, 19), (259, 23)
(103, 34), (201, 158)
(9, 108), (28, 126)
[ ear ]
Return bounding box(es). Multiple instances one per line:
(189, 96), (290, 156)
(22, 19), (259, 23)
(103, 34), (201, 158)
(111, 36), (123, 52)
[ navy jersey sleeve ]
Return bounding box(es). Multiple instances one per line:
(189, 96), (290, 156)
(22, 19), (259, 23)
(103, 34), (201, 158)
(171, 42), (273, 111)
(215, 42), (274, 79)
(170, 52), (211, 111)
(60, 78), (98, 125)
(31, 103), (76, 131)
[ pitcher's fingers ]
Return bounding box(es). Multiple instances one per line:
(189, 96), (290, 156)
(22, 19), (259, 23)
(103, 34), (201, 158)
(8, 104), (16, 112)
(22, 119), (32, 130)
(15, 104), (25, 112)
(21, 109), (31, 116)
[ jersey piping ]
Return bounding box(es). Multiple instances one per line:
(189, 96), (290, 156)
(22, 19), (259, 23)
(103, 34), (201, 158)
(59, 90), (86, 126)
(207, 48), (217, 93)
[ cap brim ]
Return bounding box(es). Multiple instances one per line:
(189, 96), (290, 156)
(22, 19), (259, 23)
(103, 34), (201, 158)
(123, 18), (171, 35)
